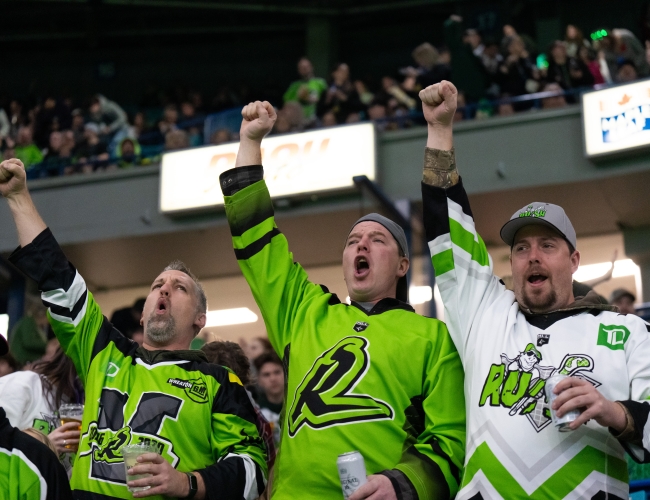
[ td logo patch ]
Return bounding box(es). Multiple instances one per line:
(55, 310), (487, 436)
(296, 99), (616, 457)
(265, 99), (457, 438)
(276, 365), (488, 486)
(353, 322), (369, 333)
(597, 324), (630, 351)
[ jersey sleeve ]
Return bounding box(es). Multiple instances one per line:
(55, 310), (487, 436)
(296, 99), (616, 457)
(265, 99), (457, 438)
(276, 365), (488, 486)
(381, 322), (466, 499)
(221, 165), (326, 356)
(8, 228), (105, 385)
(421, 179), (505, 360)
(198, 370), (268, 500)
(611, 317), (650, 463)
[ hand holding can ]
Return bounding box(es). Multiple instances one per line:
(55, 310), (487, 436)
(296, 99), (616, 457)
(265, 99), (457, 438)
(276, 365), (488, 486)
(545, 374), (581, 431)
(337, 451), (368, 499)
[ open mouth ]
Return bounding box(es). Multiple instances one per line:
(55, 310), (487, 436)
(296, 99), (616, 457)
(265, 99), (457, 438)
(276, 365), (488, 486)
(354, 256), (370, 276)
(156, 298), (168, 313)
(527, 274), (548, 286)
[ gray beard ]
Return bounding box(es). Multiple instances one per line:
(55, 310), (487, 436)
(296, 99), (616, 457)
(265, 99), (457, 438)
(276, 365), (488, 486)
(145, 315), (177, 346)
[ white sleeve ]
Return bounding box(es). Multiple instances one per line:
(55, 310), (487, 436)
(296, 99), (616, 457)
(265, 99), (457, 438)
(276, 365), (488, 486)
(0, 371), (46, 429)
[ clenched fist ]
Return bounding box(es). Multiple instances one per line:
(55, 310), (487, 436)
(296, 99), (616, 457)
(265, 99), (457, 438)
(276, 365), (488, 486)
(419, 81), (458, 128)
(0, 159), (27, 199)
(240, 101), (277, 142)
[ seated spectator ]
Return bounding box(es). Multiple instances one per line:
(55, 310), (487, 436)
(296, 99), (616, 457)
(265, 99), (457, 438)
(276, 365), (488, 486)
(88, 94), (128, 139)
(200, 340), (277, 470)
(13, 126), (43, 170)
(317, 62), (362, 123)
(610, 288), (637, 315)
(158, 104), (179, 135)
(546, 40), (594, 91)
(596, 28), (650, 81)
(70, 109), (86, 146)
(617, 59), (638, 82)
(541, 82), (568, 109)
(498, 35), (540, 108)
(75, 123), (109, 172)
(367, 101), (387, 129)
(283, 57), (328, 124)
(115, 138), (148, 168)
(253, 351), (284, 447)
(7, 100), (26, 139)
(210, 128), (233, 145)
(380, 76), (417, 111)
(164, 129), (189, 151)
(0, 108), (10, 145)
(578, 46), (605, 84)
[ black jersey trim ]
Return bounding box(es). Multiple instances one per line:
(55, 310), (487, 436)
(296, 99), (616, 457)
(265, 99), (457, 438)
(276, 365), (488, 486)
(219, 165), (264, 196)
(524, 309), (589, 330)
(229, 205), (275, 238)
(320, 284), (342, 305)
(91, 318), (139, 365)
(350, 298), (415, 315)
(211, 365), (259, 426)
(234, 228), (281, 260)
(421, 178), (472, 244)
(591, 492), (625, 500)
(44, 289), (88, 321)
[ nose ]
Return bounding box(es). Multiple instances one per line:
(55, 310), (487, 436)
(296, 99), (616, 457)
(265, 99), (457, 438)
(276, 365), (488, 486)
(356, 235), (369, 252)
(159, 281), (171, 296)
(528, 244), (541, 263)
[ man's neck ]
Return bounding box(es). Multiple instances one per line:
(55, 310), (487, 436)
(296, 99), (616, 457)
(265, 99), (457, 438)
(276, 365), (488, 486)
(266, 392), (284, 405)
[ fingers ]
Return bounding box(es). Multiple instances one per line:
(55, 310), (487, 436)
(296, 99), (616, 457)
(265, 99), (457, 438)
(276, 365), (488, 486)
(241, 101), (275, 122)
(419, 81), (458, 106)
(138, 453), (164, 464)
(59, 421), (82, 432)
(348, 479), (377, 500)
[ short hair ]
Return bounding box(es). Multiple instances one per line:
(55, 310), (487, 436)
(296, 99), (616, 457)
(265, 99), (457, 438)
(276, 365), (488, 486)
(201, 341), (251, 385)
(162, 260), (207, 313)
(253, 351), (283, 373)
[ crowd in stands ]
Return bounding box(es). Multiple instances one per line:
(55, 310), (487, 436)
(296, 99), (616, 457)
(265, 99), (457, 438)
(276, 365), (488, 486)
(1, 19), (649, 177)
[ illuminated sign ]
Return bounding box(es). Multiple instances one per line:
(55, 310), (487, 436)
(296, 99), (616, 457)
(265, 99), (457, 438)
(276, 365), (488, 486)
(582, 78), (650, 158)
(160, 123), (376, 213)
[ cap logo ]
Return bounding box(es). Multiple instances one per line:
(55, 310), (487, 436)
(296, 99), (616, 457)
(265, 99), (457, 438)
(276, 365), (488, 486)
(518, 205), (546, 219)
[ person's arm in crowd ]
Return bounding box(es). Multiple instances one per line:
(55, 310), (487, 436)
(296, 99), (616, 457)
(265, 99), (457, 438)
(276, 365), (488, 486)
(1, 159), (118, 384)
(127, 370), (267, 500)
(102, 96), (128, 134)
(350, 323), (466, 500)
(0, 109), (10, 139)
(219, 101), (327, 357)
(419, 82), (505, 360)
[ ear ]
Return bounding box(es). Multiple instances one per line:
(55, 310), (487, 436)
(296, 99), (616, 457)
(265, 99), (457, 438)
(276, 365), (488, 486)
(397, 257), (410, 278)
(569, 249), (580, 274)
(194, 312), (207, 336)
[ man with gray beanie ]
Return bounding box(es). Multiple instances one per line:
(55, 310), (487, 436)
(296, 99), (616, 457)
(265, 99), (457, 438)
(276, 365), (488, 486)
(420, 80), (650, 499)
(219, 100), (466, 500)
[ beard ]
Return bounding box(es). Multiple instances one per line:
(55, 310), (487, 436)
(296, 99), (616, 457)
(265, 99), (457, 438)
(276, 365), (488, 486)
(520, 286), (557, 313)
(145, 314), (177, 346)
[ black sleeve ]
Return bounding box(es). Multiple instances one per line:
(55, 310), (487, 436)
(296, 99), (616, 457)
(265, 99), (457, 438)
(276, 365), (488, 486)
(611, 400), (650, 463)
(220, 165), (264, 196)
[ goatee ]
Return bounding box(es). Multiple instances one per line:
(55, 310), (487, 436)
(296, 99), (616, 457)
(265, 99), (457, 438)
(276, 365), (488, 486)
(146, 315), (177, 346)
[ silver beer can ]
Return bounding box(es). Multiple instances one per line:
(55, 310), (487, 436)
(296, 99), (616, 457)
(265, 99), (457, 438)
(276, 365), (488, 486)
(545, 374), (580, 431)
(337, 451), (367, 499)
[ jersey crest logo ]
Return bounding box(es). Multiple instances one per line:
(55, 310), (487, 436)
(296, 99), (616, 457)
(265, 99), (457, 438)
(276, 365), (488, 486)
(167, 377), (209, 404)
(287, 336), (393, 437)
(537, 333), (550, 347)
(353, 322), (369, 333)
(479, 344), (600, 432)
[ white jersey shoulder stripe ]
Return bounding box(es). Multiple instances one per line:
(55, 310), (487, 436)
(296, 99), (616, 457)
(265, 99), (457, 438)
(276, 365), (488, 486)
(41, 271), (87, 310)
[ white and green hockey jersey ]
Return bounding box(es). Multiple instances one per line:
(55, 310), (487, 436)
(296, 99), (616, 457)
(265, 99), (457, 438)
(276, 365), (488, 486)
(422, 178), (650, 499)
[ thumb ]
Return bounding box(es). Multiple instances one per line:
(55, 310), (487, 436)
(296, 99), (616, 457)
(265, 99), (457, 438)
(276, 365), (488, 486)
(256, 101), (269, 123)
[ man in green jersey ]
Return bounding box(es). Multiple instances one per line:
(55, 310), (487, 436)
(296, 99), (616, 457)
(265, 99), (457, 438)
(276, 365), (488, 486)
(218, 101), (466, 500)
(283, 57), (328, 123)
(0, 158), (267, 500)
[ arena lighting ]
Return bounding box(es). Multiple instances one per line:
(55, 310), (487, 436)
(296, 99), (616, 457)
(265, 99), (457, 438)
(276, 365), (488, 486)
(0, 314), (8, 341)
(204, 308), (258, 327)
(409, 285), (433, 305)
(572, 259), (639, 282)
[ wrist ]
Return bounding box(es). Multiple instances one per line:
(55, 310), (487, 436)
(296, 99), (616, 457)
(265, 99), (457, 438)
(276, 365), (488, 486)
(426, 124), (453, 150)
(610, 401), (630, 434)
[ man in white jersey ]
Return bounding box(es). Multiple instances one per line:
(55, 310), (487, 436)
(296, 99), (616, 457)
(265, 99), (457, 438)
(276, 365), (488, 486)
(419, 80), (650, 499)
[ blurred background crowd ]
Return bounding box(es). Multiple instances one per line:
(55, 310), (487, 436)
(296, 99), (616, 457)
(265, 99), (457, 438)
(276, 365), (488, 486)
(2, 17), (650, 178)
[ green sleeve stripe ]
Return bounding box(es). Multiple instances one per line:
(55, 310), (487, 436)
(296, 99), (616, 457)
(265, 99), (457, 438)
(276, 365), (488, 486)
(431, 248), (455, 276)
(234, 228), (282, 261)
(448, 218), (489, 267)
(225, 180), (274, 236)
(233, 216), (276, 250)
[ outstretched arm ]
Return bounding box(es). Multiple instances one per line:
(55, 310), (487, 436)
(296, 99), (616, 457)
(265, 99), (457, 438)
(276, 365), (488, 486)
(234, 101), (277, 168)
(0, 159), (47, 247)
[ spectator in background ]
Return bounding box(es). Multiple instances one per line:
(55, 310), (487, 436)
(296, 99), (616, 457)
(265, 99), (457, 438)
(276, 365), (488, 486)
(164, 129), (189, 151)
(158, 104), (179, 136)
(75, 123), (109, 172)
(279, 101), (305, 132)
(109, 297), (145, 343)
(546, 40), (594, 91)
(317, 63), (362, 123)
(8, 304), (49, 366)
(444, 16), (488, 103)
(33, 96), (66, 148)
(0, 352), (18, 377)
(564, 25), (590, 58)
(283, 57), (328, 124)
(610, 288), (637, 315)
(88, 94), (128, 138)
(115, 137), (147, 168)
(13, 126), (44, 170)
(617, 60), (639, 82)
(541, 82), (568, 109)
(253, 351), (284, 447)
(596, 28), (650, 81)
(7, 100), (26, 139)
(379, 76), (417, 111)
(409, 42), (451, 89)
(0, 108), (10, 144)
(210, 128), (232, 145)
(201, 340), (278, 471)
(498, 35), (540, 103)
(578, 46), (605, 84)
(464, 28), (484, 58)
(70, 109), (86, 146)
(41, 131), (72, 176)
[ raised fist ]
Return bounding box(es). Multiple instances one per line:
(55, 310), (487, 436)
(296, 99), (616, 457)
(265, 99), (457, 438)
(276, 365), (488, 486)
(0, 159), (27, 199)
(419, 81), (458, 128)
(239, 101), (277, 142)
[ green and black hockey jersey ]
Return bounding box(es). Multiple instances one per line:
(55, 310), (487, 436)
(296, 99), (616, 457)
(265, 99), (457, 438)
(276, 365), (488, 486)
(0, 407), (73, 500)
(220, 165), (466, 500)
(9, 228), (267, 500)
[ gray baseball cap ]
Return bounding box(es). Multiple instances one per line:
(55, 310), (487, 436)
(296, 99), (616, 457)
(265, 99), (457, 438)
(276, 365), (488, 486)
(500, 202), (577, 250)
(347, 213), (409, 303)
